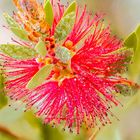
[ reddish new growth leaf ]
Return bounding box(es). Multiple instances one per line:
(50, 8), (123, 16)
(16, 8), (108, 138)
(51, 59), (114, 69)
(0, 0), (137, 134)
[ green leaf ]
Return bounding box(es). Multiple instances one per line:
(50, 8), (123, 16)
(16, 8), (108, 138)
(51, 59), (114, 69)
(115, 84), (137, 96)
(10, 27), (29, 41)
(35, 39), (47, 57)
(124, 32), (137, 51)
(3, 13), (29, 41)
(0, 44), (37, 60)
(0, 70), (5, 90)
(0, 69), (8, 109)
(26, 64), (53, 89)
(132, 25), (140, 74)
(54, 1), (76, 42)
(0, 93), (8, 109)
(3, 13), (20, 28)
(54, 12), (75, 42)
(55, 46), (73, 63)
(126, 25), (140, 79)
(44, 0), (54, 27)
(63, 1), (76, 17)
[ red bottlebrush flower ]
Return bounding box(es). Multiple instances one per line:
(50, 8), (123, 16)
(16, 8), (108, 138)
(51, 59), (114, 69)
(0, 0), (137, 134)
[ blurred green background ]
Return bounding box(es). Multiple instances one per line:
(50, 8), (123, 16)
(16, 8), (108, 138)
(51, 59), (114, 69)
(1, 0), (140, 140)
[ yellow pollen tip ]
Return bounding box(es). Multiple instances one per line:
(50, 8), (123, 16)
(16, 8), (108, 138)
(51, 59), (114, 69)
(36, 57), (52, 65)
(65, 40), (73, 49)
(44, 58), (52, 65)
(36, 58), (43, 63)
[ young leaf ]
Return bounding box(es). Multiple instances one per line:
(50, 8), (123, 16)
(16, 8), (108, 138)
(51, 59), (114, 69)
(134, 25), (140, 58)
(0, 93), (8, 109)
(115, 84), (137, 96)
(55, 46), (73, 63)
(44, 0), (54, 27)
(35, 39), (47, 57)
(54, 12), (75, 42)
(63, 1), (76, 17)
(3, 13), (29, 41)
(0, 44), (37, 60)
(11, 27), (29, 41)
(54, 1), (76, 42)
(3, 13), (20, 28)
(0, 69), (5, 90)
(26, 64), (53, 89)
(132, 25), (140, 72)
(124, 32), (137, 51)
(0, 69), (8, 109)
(126, 25), (140, 79)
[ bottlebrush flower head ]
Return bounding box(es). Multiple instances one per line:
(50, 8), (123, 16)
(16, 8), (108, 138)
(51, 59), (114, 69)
(0, 0), (138, 134)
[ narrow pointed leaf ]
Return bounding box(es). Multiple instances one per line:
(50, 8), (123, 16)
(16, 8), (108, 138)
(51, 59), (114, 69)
(3, 13), (29, 40)
(11, 27), (29, 41)
(3, 13), (20, 28)
(54, 1), (76, 42)
(134, 25), (140, 58)
(124, 32), (137, 51)
(63, 1), (76, 17)
(35, 40), (47, 57)
(0, 44), (37, 60)
(55, 46), (73, 63)
(132, 25), (140, 72)
(0, 69), (8, 109)
(0, 70), (5, 93)
(26, 64), (53, 89)
(54, 12), (75, 42)
(44, 0), (54, 27)
(127, 25), (140, 78)
(0, 93), (8, 109)
(115, 84), (137, 96)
